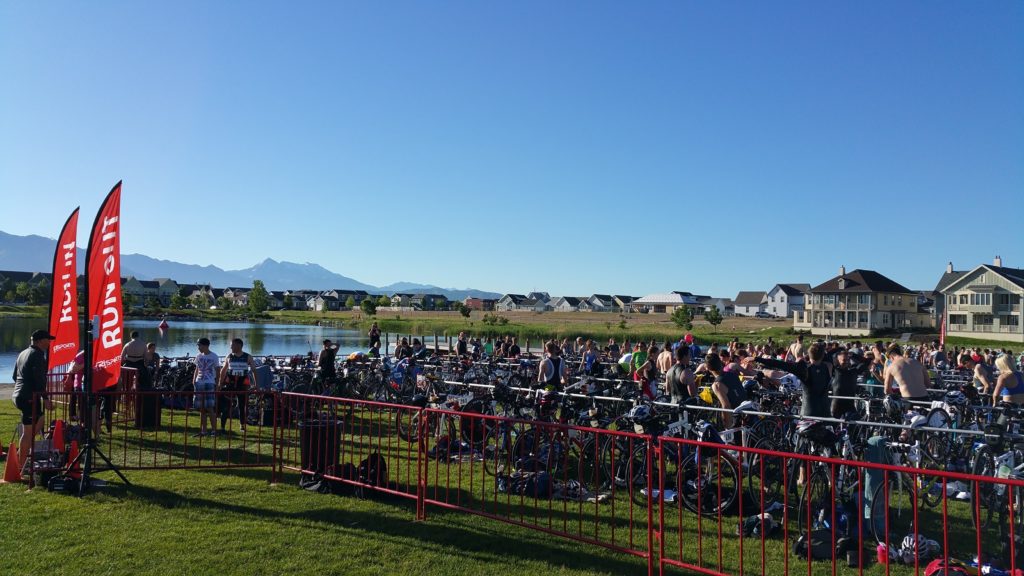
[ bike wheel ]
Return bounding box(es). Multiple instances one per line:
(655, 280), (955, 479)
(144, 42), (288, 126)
(746, 437), (793, 509)
(797, 469), (835, 534)
(459, 399), (493, 448)
(482, 426), (517, 476)
(397, 410), (436, 443)
(869, 473), (918, 545)
(680, 449), (739, 516)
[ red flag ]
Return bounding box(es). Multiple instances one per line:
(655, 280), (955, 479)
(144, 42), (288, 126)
(86, 182), (123, 392)
(48, 208), (80, 371)
(939, 313), (946, 348)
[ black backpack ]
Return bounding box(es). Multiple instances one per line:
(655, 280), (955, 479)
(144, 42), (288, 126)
(358, 453), (388, 487)
(793, 529), (836, 560)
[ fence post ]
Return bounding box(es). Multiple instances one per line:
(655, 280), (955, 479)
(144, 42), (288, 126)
(271, 392), (279, 484)
(416, 407), (427, 521)
(647, 436), (655, 576)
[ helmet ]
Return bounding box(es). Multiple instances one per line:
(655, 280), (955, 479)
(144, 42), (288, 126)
(627, 404), (654, 424)
(908, 414), (927, 430)
(901, 534), (925, 564)
(733, 400), (760, 415)
(742, 378), (760, 396)
(883, 394), (905, 421)
(944, 391), (967, 407)
(779, 374), (801, 393)
(410, 394), (429, 408)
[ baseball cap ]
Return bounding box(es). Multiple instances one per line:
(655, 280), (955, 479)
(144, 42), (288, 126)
(31, 329), (56, 341)
(197, 337), (211, 346)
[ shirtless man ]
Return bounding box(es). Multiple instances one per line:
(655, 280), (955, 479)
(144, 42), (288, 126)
(883, 344), (930, 401)
(787, 335), (805, 361)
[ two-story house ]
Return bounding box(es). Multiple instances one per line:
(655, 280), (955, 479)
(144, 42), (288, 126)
(765, 283), (811, 319)
(793, 267), (931, 336)
(938, 257), (1024, 343)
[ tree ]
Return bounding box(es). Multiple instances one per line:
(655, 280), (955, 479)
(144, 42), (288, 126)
(345, 296), (356, 309)
(457, 303), (471, 318)
(122, 289), (137, 310)
(670, 306), (693, 330)
(216, 296), (233, 310)
(190, 294), (212, 309)
(283, 294), (294, 309)
(145, 296), (162, 309)
(248, 280), (269, 313)
(705, 306), (723, 332)
(170, 293), (187, 310)
(361, 298), (377, 316)
(26, 285), (46, 305)
(377, 295), (391, 307)
(15, 282), (30, 302)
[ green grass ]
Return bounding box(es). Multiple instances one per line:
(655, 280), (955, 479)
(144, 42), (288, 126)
(2, 394), (998, 576)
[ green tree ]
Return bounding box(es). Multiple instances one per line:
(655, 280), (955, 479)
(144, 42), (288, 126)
(670, 306), (693, 330)
(705, 306), (723, 332)
(26, 285), (46, 305)
(248, 280), (269, 313)
(145, 296), (162, 310)
(216, 296), (233, 310)
(457, 303), (471, 318)
(122, 289), (137, 309)
(190, 294), (212, 309)
(283, 294), (294, 309)
(15, 282), (30, 302)
(345, 296), (356, 309)
(377, 295), (391, 307)
(170, 293), (187, 310)
(361, 298), (377, 316)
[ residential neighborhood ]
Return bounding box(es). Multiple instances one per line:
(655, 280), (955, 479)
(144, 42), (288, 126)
(1, 257), (1021, 341)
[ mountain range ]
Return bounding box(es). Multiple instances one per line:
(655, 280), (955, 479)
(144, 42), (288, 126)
(0, 230), (501, 301)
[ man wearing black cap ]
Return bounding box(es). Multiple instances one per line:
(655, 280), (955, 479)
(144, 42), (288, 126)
(12, 329), (55, 474)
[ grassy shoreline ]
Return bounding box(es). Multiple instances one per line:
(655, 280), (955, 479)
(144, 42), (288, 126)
(3, 305), (1021, 349)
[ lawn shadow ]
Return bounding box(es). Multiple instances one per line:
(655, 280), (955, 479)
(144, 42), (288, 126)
(119, 478), (647, 574)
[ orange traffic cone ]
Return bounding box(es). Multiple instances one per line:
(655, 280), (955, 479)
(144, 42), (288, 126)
(1, 442), (21, 483)
(66, 441), (81, 479)
(52, 420), (65, 455)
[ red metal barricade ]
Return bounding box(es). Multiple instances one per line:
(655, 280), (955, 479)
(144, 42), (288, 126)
(27, 385), (276, 487)
(274, 392), (423, 504)
(419, 407), (655, 573)
(657, 434), (1024, 576)
(18, 379), (1024, 576)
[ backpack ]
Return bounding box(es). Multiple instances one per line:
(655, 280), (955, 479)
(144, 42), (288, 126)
(358, 453), (388, 487)
(793, 529), (835, 560)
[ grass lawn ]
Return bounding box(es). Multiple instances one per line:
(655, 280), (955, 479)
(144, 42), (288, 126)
(0, 396), (998, 576)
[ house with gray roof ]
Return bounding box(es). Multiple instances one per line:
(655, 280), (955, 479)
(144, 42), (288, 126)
(937, 256), (1024, 343)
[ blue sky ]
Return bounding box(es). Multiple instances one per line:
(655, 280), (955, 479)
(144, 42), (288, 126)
(1, 1), (1021, 297)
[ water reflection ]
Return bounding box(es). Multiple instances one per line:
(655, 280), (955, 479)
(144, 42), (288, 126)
(0, 317), (369, 378)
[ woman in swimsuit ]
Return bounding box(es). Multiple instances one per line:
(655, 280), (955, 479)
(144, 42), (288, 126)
(993, 354), (1024, 406)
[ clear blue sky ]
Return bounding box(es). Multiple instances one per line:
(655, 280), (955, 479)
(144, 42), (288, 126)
(1, 2), (1021, 297)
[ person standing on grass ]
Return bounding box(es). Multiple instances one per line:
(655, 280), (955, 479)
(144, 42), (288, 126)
(884, 344), (930, 403)
(657, 340), (674, 373)
(664, 346), (697, 403)
(368, 322), (381, 349)
(218, 338), (257, 433)
(317, 339), (338, 381)
(538, 342), (567, 391)
(122, 330), (150, 390)
(193, 337), (219, 437)
(12, 329), (54, 475)
(456, 331), (468, 357)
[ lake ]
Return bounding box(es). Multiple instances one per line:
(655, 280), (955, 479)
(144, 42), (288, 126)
(0, 317), (372, 380)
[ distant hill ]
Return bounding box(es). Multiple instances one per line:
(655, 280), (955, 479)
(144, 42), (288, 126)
(0, 230), (501, 301)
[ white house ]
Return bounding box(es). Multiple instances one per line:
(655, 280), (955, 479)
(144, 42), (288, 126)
(551, 296), (584, 312)
(579, 294), (614, 312)
(631, 293), (700, 314)
(765, 284), (811, 318)
(733, 291), (767, 316)
(938, 257), (1024, 343)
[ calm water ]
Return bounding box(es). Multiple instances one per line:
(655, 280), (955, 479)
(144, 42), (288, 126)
(0, 317), (370, 380)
